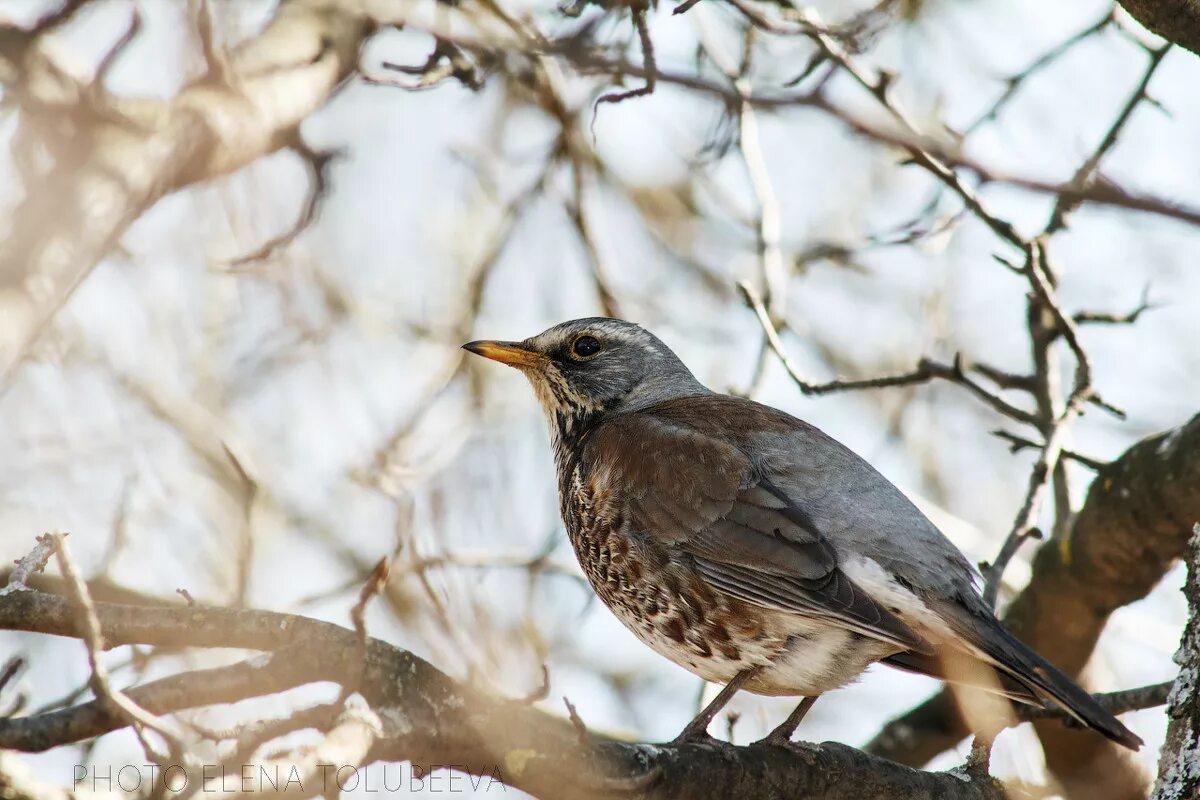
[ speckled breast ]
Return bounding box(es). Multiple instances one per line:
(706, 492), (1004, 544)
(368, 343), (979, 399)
(558, 461), (787, 685)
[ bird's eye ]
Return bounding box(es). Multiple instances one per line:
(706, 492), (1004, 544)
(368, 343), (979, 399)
(571, 335), (602, 359)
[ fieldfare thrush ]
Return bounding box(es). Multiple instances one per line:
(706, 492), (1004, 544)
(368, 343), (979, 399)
(464, 318), (1141, 749)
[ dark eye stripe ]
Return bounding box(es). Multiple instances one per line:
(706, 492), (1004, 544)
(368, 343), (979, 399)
(572, 335), (601, 358)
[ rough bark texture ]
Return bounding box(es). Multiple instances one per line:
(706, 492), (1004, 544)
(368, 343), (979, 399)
(1151, 525), (1200, 800)
(1120, 0), (1200, 57)
(0, 590), (1006, 800)
(868, 412), (1200, 798)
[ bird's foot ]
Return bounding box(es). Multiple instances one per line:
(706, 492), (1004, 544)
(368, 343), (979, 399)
(758, 723), (797, 746)
(758, 695), (817, 746)
(669, 719), (716, 745)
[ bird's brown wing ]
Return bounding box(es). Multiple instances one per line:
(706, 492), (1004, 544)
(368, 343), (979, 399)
(583, 410), (930, 653)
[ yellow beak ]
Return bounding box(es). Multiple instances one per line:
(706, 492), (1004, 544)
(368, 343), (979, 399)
(462, 340), (543, 368)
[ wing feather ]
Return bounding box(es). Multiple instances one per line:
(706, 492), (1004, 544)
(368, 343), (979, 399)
(585, 413), (930, 654)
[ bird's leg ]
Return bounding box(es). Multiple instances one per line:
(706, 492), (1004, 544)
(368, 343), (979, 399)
(671, 669), (758, 744)
(761, 695), (818, 744)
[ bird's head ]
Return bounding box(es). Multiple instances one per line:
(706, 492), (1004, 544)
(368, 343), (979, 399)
(463, 317), (707, 441)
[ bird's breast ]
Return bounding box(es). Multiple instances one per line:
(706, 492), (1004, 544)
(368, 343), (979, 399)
(558, 461), (782, 682)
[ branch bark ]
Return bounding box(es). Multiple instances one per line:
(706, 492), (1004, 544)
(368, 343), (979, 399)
(1119, 0), (1200, 57)
(0, 590), (1006, 800)
(868, 411), (1200, 798)
(1151, 524), (1200, 800)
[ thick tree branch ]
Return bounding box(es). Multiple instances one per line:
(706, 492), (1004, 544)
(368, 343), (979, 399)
(1119, 0), (1200, 57)
(869, 411), (1200, 797)
(1151, 524), (1200, 800)
(0, 590), (1007, 800)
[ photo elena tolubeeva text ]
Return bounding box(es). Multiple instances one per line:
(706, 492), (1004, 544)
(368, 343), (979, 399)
(71, 763), (508, 794)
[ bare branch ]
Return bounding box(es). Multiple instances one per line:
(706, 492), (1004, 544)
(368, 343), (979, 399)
(991, 430), (1107, 471)
(342, 556), (391, 702)
(226, 137), (341, 268)
(739, 281), (1039, 424)
(0, 0), (376, 392)
(367, 39), (484, 91)
(963, 9), (1115, 134)
(1074, 284), (1156, 327)
(0, 534), (55, 596)
(1044, 42), (1171, 235)
(0, 589), (1010, 800)
(1152, 524), (1200, 800)
(1019, 680), (1172, 725)
(49, 533), (186, 756)
(594, 4), (656, 109)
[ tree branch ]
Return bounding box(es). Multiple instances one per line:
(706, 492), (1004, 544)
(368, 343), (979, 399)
(1151, 524), (1200, 800)
(1118, 0), (1200, 57)
(869, 411), (1200, 797)
(0, 589), (1008, 800)
(0, 0), (378, 391)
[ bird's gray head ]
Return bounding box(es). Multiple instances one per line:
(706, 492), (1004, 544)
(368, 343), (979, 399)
(463, 318), (708, 442)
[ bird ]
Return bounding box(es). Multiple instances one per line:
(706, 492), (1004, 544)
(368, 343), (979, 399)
(462, 317), (1142, 749)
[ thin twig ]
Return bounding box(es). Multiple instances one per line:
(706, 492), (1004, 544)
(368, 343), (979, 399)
(343, 556), (392, 702)
(790, 6), (1025, 249)
(1074, 284), (1156, 326)
(517, 664), (552, 705)
(1014, 680), (1173, 725)
(564, 696), (589, 743)
(594, 5), (656, 108)
(1027, 241), (1093, 400)
(981, 242), (1098, 608)
(963, 9), (1115, 135)
(0, 534), (56, 596)
(991, 430), (1106, 471)
(50, 533), (186, 757)
(226, 137), (341, 267)
(93, 6), (142, 89)
(0, 656), (24, 695)
(739, 282), (1038, 424)
(1044, 43), (1170, 235)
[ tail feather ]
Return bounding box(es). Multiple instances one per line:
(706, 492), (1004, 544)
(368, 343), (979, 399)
(885, 601), (1143, 750)
(972, 616), (1143, 750)
(882, 649), (1044, 707)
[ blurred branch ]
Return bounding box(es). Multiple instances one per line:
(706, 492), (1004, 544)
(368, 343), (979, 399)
(963, 8), (1116, 134)
(1020, 681), (1171, 723)
(0, 533), (54, 596)
(869, 411), (1200, 797)
(49, 533), (185, 759)
(565, 161), (622, 318)
(1044, 41), (1170, 234)
(991, 430), (1107, 471)
(0, 0), (378, 392)
(594, 2), (656, 108)
(387, 20), (1200, 230)
(0, 0), (90, 79)
(226, 134), (342, 268)
(1074, 285), (1156, 326)
(366, 39), (483, 90)
(0, 587), (1011, 800)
